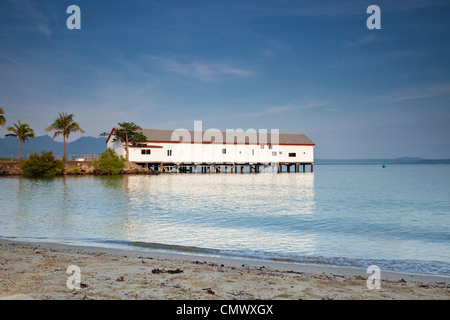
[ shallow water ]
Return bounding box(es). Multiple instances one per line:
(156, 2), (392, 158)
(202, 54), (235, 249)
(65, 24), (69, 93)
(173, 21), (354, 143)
(0, 164), (449, 276)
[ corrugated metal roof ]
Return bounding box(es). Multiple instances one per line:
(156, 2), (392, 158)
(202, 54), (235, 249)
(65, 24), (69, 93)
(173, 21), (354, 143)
(135, 129), (315, 145)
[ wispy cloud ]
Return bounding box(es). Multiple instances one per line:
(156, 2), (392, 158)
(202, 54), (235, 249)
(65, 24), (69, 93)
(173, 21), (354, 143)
(387, 83), (450, 102)
(9, 0), (53, 37)
(142, 54), (252, 82)
(238, 100), (330, 118)
(344, 34), (380, 48)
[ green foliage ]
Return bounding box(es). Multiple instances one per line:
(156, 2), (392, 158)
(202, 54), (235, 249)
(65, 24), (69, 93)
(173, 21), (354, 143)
(71, 167), (80, 173)
(19, 151), (64, 178)
(100, 122), (147, 143)
(5, 120), (35, 161)
(93, 148), (126, 175)
(0, 107), (5, 126)
(46, 112), (85, 161)
(100, 122), (147, 161)
(46, 112), (85, 140)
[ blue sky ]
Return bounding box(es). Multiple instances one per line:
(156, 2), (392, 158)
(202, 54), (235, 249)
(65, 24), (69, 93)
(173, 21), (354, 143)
(0, 0), (449, 158)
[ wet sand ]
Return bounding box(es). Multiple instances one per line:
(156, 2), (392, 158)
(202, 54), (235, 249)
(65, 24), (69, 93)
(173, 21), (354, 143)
(0, 239), (448, 300)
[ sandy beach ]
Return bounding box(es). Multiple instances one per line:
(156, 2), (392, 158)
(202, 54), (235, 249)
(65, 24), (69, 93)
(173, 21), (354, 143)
(0, 239), (448, 300)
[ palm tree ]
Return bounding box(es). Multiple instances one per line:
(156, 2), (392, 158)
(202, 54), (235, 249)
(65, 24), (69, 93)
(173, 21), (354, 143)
(0, 108), (5, 126)
(5, 120), (35, 161)
(46, 112), (85, 161)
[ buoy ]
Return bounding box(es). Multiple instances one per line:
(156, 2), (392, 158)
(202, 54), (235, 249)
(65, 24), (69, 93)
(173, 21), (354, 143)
(382, 164), (386, 168)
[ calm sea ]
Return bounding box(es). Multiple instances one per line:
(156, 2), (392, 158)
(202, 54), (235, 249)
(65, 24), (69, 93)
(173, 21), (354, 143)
(1, 165), (449, 276)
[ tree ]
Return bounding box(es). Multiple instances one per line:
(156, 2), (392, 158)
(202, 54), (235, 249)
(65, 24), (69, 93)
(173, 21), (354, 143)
(20, 151), (64, 178)
(100, 122), (147, 161)
(5, 120), (35, 161)
(0, 108), (5, 126)
(93, 148), (126, 175)
(46, 112), (85, 161)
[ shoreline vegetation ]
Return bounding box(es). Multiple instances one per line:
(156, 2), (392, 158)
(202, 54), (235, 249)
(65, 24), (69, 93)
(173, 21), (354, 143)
(2, 159), (450, 177)
(0, 160), (159, 176)
(0, 239), (448, 300)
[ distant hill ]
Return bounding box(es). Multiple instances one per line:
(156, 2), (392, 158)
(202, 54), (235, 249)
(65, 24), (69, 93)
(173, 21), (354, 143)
(315, 157), (450, 165)
(0, 135), (107, 159)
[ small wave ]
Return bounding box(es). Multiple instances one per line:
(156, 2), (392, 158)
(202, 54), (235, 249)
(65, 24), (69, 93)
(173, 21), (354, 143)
(3, 236), (449, 277)
(105, 239), (450, 277)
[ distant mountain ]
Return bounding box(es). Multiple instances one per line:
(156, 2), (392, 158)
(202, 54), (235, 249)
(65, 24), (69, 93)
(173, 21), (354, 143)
(315, 157), (450, 165)
(0, 135), (107, 159)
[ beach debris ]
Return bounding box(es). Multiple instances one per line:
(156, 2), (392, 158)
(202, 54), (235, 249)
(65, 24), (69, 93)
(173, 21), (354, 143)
(116, 276), (125, 282)
(319, 274), (335, 280)
(152, 268), (164, 274)
(80, 282), (89, 288)
(202, 288), (215, 295)
(167, 268), (183, 274)
(152, 268), (183, 274)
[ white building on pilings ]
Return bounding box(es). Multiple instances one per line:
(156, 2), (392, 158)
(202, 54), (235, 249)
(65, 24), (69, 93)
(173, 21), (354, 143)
(105, 125), (315, 173)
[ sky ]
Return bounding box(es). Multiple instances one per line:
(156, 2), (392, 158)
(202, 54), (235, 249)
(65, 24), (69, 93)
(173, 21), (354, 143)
(0, 0), (449, 159)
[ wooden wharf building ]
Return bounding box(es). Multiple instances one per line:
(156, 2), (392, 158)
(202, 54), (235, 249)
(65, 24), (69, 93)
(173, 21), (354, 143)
(106, 128), (315, 174)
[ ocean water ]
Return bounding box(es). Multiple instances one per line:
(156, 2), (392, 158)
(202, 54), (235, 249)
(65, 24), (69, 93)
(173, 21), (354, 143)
(0, 165), (449, 276)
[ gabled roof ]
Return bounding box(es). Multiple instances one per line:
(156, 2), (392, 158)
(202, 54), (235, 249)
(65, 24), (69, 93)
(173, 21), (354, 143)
(107, 128), (315, 145)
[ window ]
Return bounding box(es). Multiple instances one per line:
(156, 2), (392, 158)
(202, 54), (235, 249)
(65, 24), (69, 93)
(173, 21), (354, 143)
(260, 145), (265, 149)
(222, 148), (226, 154)
(279, 151), (282, 155)
(167, 150), (172, 156)
(141, 149), (151, 155)
(289, 152), (296, 157)
(268, 145), (273, 150)
(252, 149), (255, 156)
(272, 151), (277, 156)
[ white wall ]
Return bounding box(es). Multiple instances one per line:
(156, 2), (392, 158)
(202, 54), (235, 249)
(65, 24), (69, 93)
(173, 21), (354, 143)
(107, 139), (126, 157)
(121, 142), (314, 164)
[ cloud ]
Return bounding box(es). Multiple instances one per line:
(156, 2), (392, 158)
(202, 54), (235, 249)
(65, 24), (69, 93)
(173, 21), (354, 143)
(387, 83), (450, 102)
(9, 0), (53, 37)
(142, 54), (252, 82)
(344, 34), (379, 48)
(237, 100), (330, 118)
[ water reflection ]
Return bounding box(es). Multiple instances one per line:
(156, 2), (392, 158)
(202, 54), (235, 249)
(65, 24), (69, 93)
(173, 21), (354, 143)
(3, 172), (316, 259)
(116, 173), (316, 256)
